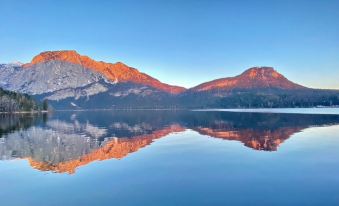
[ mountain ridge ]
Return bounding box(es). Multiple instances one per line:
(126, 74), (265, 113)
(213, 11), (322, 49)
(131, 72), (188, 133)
(19, 50), (308, 93)
(191, 66), (306, 92)
(1, 50), (338, 109)
(23, 50), (186, 94)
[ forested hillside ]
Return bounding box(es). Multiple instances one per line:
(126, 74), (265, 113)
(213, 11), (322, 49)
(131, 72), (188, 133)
(0, 88), (42, 112)
(180, 89), (339, 108)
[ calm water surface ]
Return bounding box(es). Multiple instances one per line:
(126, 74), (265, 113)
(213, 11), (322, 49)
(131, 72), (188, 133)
(0, 110), (339, 206)
(195, 107), (339, 114)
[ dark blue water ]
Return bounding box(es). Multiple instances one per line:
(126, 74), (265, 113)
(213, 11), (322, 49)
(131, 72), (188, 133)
(0, 111), (339, 206)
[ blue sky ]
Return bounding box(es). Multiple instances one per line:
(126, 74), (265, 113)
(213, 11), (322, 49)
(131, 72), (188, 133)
(1, 0), (339, 89)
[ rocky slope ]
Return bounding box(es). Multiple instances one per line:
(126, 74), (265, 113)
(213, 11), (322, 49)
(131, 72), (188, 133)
(24, 50), (185, 94)
(1, 61), (110, 99)
(0, 51), (186, 109)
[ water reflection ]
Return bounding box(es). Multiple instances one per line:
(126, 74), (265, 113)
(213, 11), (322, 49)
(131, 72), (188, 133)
(186, 112), (339, 151)
(1, 111), (339, 174)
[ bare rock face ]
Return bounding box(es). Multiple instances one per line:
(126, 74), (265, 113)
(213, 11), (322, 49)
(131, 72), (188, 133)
(24, 50), (186, 94)
(0, 50), (186, 107)
(0, 61), (112, 100)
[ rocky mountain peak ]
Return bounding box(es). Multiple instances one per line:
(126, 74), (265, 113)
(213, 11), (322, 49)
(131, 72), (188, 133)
(191, 66), (306, 92)
(23, 50), (186, 94)
(25, 50), (83, 67)
(242, 67), (283, 79)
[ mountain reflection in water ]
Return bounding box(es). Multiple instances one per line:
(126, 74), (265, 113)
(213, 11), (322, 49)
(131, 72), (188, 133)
(1, 111), (339, 174)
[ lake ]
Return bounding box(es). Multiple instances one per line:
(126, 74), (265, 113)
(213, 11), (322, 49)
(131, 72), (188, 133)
(1, 109), (339, 206)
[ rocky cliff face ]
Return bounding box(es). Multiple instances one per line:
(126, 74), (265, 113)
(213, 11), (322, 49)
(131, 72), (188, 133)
(24, 50), (186, 94)
(0, 51), (186, 109)
(1, 61), (111, 99)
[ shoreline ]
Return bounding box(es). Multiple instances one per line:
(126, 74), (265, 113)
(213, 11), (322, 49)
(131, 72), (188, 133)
(0, 110), (49, 114)
(193, 108), (339, 115)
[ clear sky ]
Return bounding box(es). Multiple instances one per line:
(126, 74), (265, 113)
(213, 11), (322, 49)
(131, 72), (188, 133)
(1, 0), (339, 89)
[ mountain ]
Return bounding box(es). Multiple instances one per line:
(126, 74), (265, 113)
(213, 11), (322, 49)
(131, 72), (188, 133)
(191, 67), (306, 92)
(0, 51), (185, 109)
(1, 61), (109, 98)
(180, 67), (339, 108)
(1, 51), (338, 109)
(24, 50), (185, 94)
